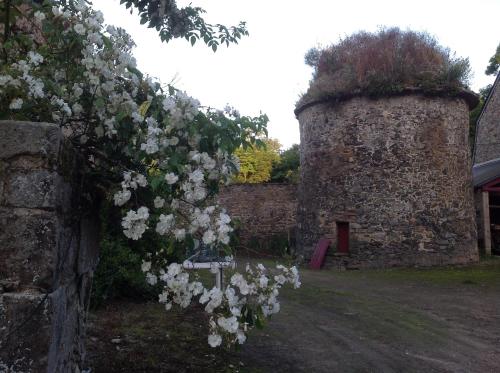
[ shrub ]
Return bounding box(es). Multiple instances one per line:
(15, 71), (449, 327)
(301, 27), (471, 105)
(91, 201), (172, 308)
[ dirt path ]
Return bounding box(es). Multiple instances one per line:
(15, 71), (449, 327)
(86, 259), (500, 372)
(240, 261), (500, 372)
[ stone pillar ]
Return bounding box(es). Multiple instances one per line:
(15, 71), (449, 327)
(0, 121), (99, 372)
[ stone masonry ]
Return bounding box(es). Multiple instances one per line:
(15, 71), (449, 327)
(296, 93), (479, 268)
(218, 183), (297, 251)
(474, 73), (500, 164)
(0, 121), (99, 372)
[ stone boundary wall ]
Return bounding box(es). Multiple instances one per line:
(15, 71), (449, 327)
(217, 184), (298, 250)
(0, 121), (99, 372)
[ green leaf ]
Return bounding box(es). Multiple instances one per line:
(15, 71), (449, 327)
(95, 97), (105, 109)
(167, 239), (175, 255)
(150, 175), (164, 191)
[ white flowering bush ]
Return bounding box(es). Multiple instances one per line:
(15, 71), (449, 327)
(147, 261), (300, 347)
(0, 0), (300, 347)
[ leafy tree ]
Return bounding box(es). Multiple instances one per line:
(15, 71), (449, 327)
(270, 144), (300, 183)
(118, 0), (248, 51)
(233, 138), (281, 183)
(485, 42), (500, 76)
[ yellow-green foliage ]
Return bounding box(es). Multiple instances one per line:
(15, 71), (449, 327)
(233, 138), (281, 183)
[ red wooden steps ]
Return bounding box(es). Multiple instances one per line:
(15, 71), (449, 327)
(309, 238), (331, 270)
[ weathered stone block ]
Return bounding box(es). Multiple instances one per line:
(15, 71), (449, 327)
(0, 282), (87, 373)
(0, 121), (61, 162)
(4, 170), (59, 209)
(0, 208), (58, 289)
(0, 291), (51, 372)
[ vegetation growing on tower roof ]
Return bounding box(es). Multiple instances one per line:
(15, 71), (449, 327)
(299, 27), (473, 110)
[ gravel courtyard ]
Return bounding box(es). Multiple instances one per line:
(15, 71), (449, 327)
(87, 258), (500, 372)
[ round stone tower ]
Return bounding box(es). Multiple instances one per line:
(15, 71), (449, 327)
(296, 92), (479, 268)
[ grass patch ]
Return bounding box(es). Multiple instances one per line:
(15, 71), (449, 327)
(355, 258), (500, 286)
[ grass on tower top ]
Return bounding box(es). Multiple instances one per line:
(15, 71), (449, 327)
(299, 27), (472, 108)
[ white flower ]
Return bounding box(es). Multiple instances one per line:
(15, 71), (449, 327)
(202, 230), (216, 245)
(237, 330), (246, 344)
(162, 97), (176, 112)
(146, 272), (158, 285)
(72, 103), (83, 115)
(154, 196), (165, 208)
(158, 291), (169, 303)
(74, 23), (86, 35)
(231, 273), (251, 295)
(192, 186), (206, 201)
(259, 275), (269, 288)
(165, 172), (178, 185)
(52, 6), (62, 16)
(34, 11), (46, 22)
(274, 274), (287, 286)
(188, 281), (204, 296)
(135, 174), (148, 188)
(174, 228), (186, 241)
(28, 51), (43, 66)
(72, 84), (84, 98)
(141, 137), (159, 154)
(141, 261), (152, 272)
(121, 207), (149, 240)
(204, 287), (223, 313)
(169, 136), (179, 146)
(208, 334), (222, 348)
(225, 287), (239, 307)
(9, 98), (23, 110)
(131, 111), (143, 123)
(167, 262), (181, 276)
(156, 214), (174, 235)
(217, 316), (239, 334)
(113, 189), (131, 206)
(189, 169), (204, 184)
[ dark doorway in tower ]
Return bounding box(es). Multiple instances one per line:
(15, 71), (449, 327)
(336, 222), (350, 254)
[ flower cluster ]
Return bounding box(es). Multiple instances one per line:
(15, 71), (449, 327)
(142, 261), (301, 347)
(0, 0), (297, 348)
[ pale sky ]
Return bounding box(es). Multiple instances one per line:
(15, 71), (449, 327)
(93, 0), (500, 149)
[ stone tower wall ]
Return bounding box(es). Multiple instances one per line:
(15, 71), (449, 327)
(0, 121), (99, 372)
(297, 95), (478, 268)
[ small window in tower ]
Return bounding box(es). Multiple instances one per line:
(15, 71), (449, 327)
(337, 222), (349, 253)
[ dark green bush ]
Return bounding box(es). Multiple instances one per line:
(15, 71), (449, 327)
(91, 202), (172, 308)
(270, 144), (300, 184)
(244, 232), (295, 258)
